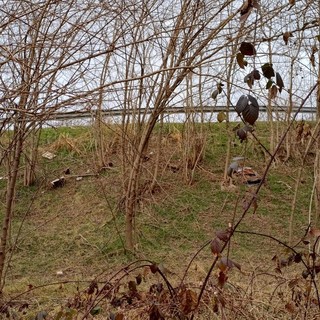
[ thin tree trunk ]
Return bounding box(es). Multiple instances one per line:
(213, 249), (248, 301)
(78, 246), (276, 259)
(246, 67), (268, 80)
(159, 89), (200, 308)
(0, 127), (24, 291)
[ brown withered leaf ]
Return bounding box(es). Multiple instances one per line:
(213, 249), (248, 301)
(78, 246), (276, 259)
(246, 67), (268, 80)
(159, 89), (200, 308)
(309, 227), (320, 238)
(215, 230), (231, 242)
(180, 289), (197, 314)
(218, 257), (241, 271)
(87, 281), (98, 295)
(128, 280), (137, 293)
(285, 301), (296, 314)
(211, 89), (219, 100)
(150, 263), (158, 274)
(276, 72), (284, 93)
(236, 52), (247, 69)
(239, 42), (256, 56)
(252, 69), (261, 80)
(283, 31), (293, 45)
(252, 0), (260, 9)
(244, 73), (254, 88)
(136, 274), (142, 285)
(294, 253), (302, 263)
(270, 85), (278, 99)
(115, 313), (124, 320)
(240, 0), (259, 22)
(217, 271), (228, 288)
(240, 1), (253, 23)
(237, 128), (247, 143)
(310, 54), (315, 67)
(288, 0), (295, 6)
(261, 63), (275, 79)
(149, 304), (165, 320)
(210, 237), (223, 256)
(312, 44), (318, 54)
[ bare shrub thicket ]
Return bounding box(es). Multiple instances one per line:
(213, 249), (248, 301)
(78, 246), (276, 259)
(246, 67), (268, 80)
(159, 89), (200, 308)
(0, 0), (320, 317)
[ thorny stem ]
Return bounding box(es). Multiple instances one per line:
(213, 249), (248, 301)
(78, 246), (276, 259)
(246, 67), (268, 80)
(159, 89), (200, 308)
(191, 83), (319, 319)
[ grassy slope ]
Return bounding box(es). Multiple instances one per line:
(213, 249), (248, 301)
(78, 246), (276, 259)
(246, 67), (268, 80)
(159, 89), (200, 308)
(2, 122), (316, 318)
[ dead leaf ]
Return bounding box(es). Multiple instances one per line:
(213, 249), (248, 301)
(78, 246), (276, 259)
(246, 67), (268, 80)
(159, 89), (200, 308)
(283, 31), (293, 45)
(180, 289), (197, 314)
(285, 301), (296, 314)
(288, 0), (295, 7)
(218, 257), (241, 271)
(210, 237), (223, 256)
(149, 305), (165, 320)
(239, 42), (256, 56)
(115, 313), (124, 320)
(217, 271), (228, 288)
(312, 44), (318, 54)
(236, 52), (247, 69)
(310, 54), (315, 67)
(309, 227), (320, 238)
(261, 63), (275, 79)
(216, 230), (231, 242)
(211, 89), (219, 100)
(276, 72), (284, 93)
(128, 280), (137, 293)
(150, 263), (158, 274)
(217, 111), (227, 123)
(270, 85), (278, 99)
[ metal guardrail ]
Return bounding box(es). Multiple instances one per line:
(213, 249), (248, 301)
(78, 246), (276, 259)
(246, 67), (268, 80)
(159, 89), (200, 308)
(0, 105), (317, 123)
(46, 105), (317, 121)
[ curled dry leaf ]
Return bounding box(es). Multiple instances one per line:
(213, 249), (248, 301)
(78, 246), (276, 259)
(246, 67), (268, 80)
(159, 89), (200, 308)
(149, 304), (165, 320)
(312, 44), (318, 54)
(310, 54), (316, 67)
(236, 128), (247, 143)
(235, 95), (249, 115)
(128, 280), (137, 293)
(136, 274), (142, 285)
(150, 263), (158, 274)
(252, 69), (260, 80)
(276, 72), (284, 93)
(285, 302), (296, 314)
(115, 313), (125, 320)
(236, 52), (247, 69)
(217, 111), (227, 123)
(217, 270), (228, 288)
(179, 289), (197, 314)
(244, 73), (254, 88)
(270, 85), (278, 99)
(210, 237), (223, 255)
(240, 0), (259, 22)
(243, 100), (259, 125)
(218, 257), (241, 271)
(211, 89), (219, 100)
(235, 94), (259, 125)
(283, 31), (293, 45)
(215, 230), (231, 242)
(261, 63), (275, 79)
(239, 42), (256, 56)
